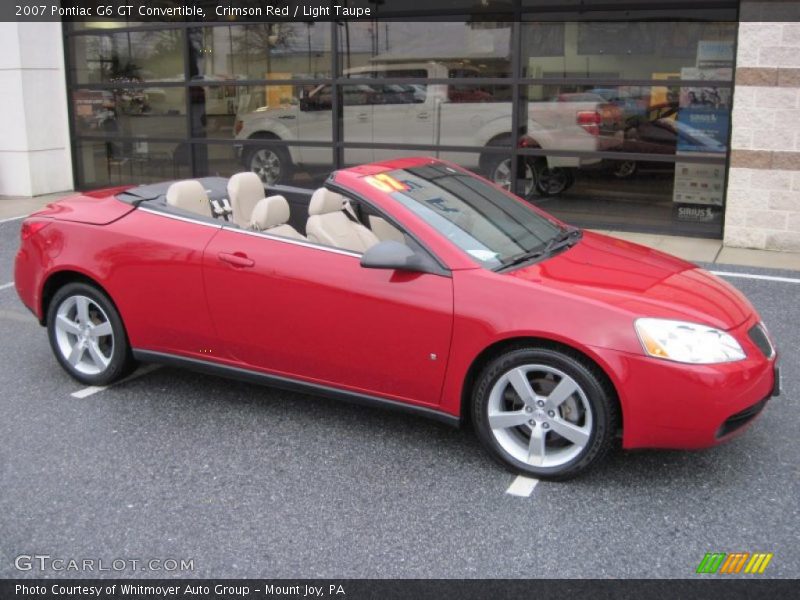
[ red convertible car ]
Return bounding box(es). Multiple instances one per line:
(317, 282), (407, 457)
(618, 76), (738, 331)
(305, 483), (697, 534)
(14, 157), (779, 479)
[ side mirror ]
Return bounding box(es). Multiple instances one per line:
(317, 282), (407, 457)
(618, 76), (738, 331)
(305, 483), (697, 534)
(360, 240), (440, 275)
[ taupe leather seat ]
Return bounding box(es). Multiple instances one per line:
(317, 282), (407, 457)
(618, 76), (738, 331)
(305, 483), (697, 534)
(250, 195), (304, 240)
(228, 172), (265, 228)
(166, 180), (212, 218)
(306, 188), (380, 253)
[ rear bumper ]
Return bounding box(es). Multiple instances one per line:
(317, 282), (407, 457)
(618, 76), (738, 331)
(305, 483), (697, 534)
(592, 317), (777, 449)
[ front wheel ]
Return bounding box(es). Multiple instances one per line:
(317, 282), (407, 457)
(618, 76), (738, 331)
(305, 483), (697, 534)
(532, 159), (575, 197)
(472, 347), (618, 480)
(47, 282), (135, 385)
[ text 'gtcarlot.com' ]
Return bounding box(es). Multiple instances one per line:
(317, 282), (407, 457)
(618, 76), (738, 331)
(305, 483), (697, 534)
(14, 554), (194, 572)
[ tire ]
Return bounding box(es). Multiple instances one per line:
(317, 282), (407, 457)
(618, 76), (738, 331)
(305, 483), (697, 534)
(472, 346), (618, 480)
(612, 160), (638, 179)
(481, 138), (536, 199)
(47, 282), (136, 386)
(244, 140), (292, 186)
(532, 158), (574, 197)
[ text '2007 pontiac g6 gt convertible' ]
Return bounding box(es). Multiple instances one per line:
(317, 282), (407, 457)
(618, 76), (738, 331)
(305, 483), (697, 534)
(14, 157), (780, 479)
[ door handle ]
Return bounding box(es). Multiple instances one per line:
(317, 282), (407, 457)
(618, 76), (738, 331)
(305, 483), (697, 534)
(218, 251), (255, 268)
(417, 111), (430, 120)
(357, 112), (369, 121)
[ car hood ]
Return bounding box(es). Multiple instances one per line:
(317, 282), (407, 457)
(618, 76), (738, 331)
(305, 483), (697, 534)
(508, 231), (753, 331)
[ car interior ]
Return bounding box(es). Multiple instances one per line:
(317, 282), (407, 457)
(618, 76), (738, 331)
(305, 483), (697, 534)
(117, 173), (407, 255)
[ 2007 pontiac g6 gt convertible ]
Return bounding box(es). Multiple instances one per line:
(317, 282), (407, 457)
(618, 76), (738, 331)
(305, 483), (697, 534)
(15, 157), (780, 479)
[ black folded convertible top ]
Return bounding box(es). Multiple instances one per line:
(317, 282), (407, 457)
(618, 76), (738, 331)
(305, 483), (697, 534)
(116, 177), (230, 207)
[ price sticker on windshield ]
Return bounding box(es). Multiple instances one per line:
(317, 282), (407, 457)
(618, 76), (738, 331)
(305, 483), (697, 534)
(365, 173), (409, 193)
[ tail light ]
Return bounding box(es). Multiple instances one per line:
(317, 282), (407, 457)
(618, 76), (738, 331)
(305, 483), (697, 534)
(234, 119), (243, 135)
(20, 220), (50, 241)
(576, 111), (601, 136)
(518, 135), (540, 149)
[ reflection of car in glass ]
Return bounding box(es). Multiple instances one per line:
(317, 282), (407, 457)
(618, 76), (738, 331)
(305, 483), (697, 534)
(16, 157), (778, 480)
(607, 103), (725, 178)
(233, 62), (623, 198)
(588, 87), (649, 123)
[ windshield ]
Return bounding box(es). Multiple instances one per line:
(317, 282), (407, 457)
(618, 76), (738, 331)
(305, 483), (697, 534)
(376, 164), (564, 270)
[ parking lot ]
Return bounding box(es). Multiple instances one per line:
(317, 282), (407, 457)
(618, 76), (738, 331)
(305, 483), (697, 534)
(0, 214), (797, 579)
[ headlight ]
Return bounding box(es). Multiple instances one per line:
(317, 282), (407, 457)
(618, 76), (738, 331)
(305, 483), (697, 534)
(634, 318), (746, 364)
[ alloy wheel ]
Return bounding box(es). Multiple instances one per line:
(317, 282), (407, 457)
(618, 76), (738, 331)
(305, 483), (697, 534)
(492, 159), (535, 198)
(612, 160), (638, 179)
(250, 149), (282, 185)
(487, 364), (593, 468)
(53, 295), (114, 376)
(534, 166), (571, 196)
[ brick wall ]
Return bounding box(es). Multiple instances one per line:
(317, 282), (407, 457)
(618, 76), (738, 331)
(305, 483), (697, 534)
(726, 16), (800, 251)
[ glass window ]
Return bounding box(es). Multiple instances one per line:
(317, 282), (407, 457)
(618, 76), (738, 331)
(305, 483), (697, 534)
(196, 143), (333, 189)
(75, 140), (190, 188)
(190, 84), (332, 145)
(525, 158), (724, 238)
(519, 81), (729, 156)
(521, 21), (736, 80)
(70, 30), (186, 84)
(341, 83), (512, 151)
(72, 88), (186, 139)
(338, 22), (512, 78)
(189, 24), (332, 80)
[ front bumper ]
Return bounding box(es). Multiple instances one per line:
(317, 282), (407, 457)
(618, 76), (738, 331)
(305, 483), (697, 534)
(592, 316), (777, 450)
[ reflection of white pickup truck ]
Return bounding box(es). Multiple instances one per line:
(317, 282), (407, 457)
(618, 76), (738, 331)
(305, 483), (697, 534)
(234, 62), (623, 196)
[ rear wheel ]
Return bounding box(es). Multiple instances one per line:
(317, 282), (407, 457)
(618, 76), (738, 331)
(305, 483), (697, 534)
(481, 137), (536, 199)
(472, 347), (618, 480)
(47, 282), (135, 385)
(244, 141), (291, 186)
(485, 157), (536, 199)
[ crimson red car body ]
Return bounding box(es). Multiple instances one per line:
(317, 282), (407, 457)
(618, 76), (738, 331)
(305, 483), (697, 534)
(15, 157), (777, 459)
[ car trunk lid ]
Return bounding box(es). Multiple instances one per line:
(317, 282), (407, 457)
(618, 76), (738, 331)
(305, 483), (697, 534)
(32, 187), (136, 225)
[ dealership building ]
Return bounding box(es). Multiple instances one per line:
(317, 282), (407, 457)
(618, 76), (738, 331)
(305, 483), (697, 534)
(1, 0), (799, 252)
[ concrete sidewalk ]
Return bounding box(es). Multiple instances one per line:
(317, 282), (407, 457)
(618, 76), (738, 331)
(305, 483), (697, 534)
(596, 229), (800, 272)
(0, 193), (69, 221)
(3, 193), (800, 272)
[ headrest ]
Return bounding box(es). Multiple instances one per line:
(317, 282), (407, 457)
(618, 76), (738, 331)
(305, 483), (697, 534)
(227, 171), (264, 202)
(166, 180), (211, 217)
(250, 195), (290, 231)
(309, 188), (345, 216)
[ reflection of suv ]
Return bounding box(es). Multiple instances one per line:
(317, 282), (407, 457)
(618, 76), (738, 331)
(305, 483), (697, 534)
(234, 62), (623, 196)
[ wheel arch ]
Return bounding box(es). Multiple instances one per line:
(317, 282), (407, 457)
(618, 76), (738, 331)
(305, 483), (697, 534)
(459, 336), (623, 432)
(40, 269), (117, 327)
(246, 130), (298, 165)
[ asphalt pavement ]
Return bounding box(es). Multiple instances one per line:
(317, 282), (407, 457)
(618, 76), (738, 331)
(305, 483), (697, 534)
(0, 216), (797, 579)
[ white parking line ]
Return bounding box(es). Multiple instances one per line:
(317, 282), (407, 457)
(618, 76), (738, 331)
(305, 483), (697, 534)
(0, 282), (13, 291)
(0, 214), (27, 224)
(70, 364), (161, 399)
(71, 385), (107, 399)
(506, 475), (539, 497)
(711, 270), (800, 284)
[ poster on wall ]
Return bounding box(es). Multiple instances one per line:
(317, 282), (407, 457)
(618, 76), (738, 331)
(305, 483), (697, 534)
(672, 46), (732, 223)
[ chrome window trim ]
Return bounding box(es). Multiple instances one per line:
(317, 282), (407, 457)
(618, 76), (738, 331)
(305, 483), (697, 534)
(223, 226), (362, 259)
(138, 206), (223, 230)
(137, 205), (361, 259)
